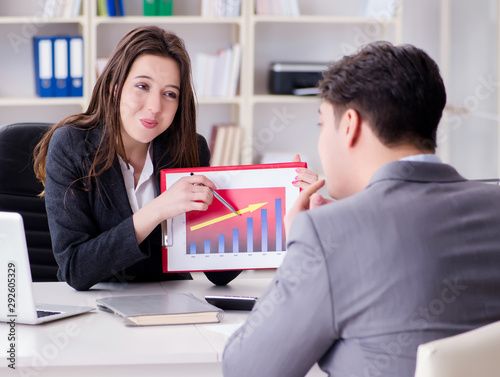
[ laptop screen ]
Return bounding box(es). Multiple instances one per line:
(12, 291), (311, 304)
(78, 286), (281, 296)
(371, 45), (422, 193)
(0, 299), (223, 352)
(0, 211), (40, 323)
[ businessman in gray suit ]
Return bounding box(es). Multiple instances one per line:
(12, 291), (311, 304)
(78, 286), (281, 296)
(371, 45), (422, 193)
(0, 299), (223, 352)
(222, 41), (500, 377)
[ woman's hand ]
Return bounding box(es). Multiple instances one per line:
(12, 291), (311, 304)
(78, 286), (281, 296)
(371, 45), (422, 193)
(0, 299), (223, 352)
(156, 175), (215, 220)
(291, 154), (319, 189)
(133, 174), (214, 244)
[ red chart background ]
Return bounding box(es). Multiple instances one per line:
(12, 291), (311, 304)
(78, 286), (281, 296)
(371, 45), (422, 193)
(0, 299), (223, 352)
(186, 187), (286, 254)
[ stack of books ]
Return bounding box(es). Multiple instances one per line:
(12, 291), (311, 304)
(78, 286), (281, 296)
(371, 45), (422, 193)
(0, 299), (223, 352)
(201, 0), (242, 17)
(42, 0), (82, 18)
(33, 36), (84, 97)
(209, 124), (243, 166)
(97, 0), (125, 16)
(255, 0), (300, 16)
(193, 44), (241, 98)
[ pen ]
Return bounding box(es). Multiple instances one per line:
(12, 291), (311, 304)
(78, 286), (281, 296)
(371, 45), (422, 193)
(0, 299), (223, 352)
(190, 173), (240, 216)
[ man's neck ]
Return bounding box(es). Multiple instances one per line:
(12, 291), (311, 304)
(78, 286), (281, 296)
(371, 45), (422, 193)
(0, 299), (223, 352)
(355, 145), (434, 194)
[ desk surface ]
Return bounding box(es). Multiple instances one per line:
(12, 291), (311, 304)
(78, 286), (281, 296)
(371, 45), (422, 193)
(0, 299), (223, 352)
(1, 270), (326, 377)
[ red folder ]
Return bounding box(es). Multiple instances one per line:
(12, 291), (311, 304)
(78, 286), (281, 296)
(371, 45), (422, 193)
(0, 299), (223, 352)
(160, 162), (306, 273)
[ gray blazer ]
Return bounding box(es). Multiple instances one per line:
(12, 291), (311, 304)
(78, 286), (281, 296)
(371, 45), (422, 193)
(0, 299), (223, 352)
(45, 126), (240, 291)
(222, 161), (500, 377)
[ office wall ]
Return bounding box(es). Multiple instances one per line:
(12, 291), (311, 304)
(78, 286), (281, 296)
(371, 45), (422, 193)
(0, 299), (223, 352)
(402, 0), (498, 179)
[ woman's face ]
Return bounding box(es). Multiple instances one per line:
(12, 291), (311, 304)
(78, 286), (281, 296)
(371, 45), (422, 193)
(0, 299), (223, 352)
(119, 54), (180, 151)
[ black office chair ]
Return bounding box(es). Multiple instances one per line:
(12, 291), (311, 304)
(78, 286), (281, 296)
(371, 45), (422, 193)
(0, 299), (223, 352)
(0, 122), (58, 282)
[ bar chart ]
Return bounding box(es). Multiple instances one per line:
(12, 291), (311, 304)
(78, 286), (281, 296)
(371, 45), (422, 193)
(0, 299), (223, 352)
(185, 187), (286, 255)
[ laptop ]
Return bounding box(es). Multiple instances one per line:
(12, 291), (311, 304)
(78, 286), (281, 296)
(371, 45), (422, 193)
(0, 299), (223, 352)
(0, 212), (94, 325)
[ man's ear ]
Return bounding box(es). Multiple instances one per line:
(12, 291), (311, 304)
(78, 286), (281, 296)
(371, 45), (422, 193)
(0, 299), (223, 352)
(343, 109), (362, 148)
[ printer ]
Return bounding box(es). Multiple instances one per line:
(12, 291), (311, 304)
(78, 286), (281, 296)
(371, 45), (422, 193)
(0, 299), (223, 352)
(269, 62), (328, 95)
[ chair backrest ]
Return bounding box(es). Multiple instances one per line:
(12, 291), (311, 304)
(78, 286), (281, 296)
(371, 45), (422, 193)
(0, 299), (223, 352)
(0, 122), (57, 282)
(414, 320), (500, 377)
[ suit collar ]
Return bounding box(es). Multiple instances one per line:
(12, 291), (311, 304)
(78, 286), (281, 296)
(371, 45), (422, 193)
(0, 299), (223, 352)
(368, 161), (467, 188)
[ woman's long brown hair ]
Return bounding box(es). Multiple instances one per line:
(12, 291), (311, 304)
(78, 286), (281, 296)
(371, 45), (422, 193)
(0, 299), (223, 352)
(33, 26), (199, 194)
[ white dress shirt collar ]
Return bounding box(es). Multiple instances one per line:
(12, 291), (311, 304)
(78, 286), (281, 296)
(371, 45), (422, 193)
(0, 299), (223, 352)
(399, 154), (442, 164)
(118, 144), (156, 213)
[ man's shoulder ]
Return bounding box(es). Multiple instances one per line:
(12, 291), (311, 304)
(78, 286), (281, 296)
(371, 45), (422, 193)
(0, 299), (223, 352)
(305, 163), (500, 233)
(369, 160), (465, 186)
(289, 194), (373, 247)
(300, 177), (421, 238)
(308, 186), (381, 220)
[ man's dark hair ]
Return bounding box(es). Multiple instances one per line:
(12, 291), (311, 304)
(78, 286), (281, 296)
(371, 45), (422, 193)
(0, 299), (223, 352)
(319, 41), (446, 152)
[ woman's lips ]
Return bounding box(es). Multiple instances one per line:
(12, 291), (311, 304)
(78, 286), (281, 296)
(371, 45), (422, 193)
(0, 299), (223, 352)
(140, 119), (158, 129)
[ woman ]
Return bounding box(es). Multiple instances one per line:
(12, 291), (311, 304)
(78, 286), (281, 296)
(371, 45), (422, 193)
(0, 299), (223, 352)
(33, 26), (243, 290)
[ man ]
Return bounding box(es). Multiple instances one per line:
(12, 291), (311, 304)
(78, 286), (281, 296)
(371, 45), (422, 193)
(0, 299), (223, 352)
(222, 42), (500, 377)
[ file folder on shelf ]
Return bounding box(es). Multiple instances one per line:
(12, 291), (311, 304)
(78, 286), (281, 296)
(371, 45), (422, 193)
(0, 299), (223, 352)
(107, 0), (124, 16)
(54, 37), (69, 97)
(33, 37), (54, 97)
(158, 0), (173, 15)
(97, 0), (108, 16)
(106, 0), (116, 16)
(33, 35), (84, 98)
(144, 0), (173, 16)
(144, 0), (156, 16)
(69, 36), (84, 97)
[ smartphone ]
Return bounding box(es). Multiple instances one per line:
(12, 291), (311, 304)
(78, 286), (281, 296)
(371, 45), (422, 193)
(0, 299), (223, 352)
(205, 295), (257, 311)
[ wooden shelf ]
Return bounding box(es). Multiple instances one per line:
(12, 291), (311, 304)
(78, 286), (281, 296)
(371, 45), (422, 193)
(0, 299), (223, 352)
(251, 15), (398, 24)
(0, 16), (86, 24)
(251, 95), (320, 105)
(92, 15), (243, 25)
(197, 96), (243, 105)
(0, 97), (86, 107)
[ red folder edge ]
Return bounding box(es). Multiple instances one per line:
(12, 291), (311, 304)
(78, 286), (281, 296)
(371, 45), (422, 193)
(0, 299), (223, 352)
(161, 162), (307, 273)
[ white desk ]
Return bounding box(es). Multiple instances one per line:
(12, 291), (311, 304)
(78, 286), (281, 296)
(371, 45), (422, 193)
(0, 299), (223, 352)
(0, 270), (327, 376)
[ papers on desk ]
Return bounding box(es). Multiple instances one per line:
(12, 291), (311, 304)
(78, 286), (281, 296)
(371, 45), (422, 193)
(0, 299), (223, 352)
(96, 293), (224, 326)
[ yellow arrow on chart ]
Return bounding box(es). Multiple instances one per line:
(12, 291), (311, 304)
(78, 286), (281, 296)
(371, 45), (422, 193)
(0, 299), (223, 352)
(190, 202), (268, 231)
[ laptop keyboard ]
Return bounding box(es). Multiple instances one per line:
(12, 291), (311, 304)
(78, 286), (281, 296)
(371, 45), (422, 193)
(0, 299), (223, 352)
(37, 310), (62, 318)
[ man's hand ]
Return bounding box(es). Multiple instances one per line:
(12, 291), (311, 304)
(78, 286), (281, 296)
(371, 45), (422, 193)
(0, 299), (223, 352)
(284, 179), (326, 237)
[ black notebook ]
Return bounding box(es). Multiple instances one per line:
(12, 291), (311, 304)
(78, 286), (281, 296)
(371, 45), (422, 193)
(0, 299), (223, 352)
(96, 293), (224, 326)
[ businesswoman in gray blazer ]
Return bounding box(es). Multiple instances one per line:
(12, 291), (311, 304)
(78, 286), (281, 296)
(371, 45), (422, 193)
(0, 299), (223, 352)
(33, 26), (241, 291)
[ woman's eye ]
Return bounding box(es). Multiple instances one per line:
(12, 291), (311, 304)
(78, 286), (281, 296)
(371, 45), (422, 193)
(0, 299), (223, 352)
(164, 91), (178, 99)
(137, 83), (149, 90)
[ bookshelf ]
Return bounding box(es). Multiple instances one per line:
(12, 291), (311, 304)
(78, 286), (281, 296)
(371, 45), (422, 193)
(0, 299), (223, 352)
(0, 0), (90, 125)
(0, 0), (403, 174)
(243, 0), (403, 171)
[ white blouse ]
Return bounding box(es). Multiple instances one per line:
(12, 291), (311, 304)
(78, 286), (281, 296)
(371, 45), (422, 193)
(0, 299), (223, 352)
(118, 144), (156, 213)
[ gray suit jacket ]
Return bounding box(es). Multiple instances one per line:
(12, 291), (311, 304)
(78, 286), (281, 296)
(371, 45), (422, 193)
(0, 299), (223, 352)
(223, 161), (500, 377)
